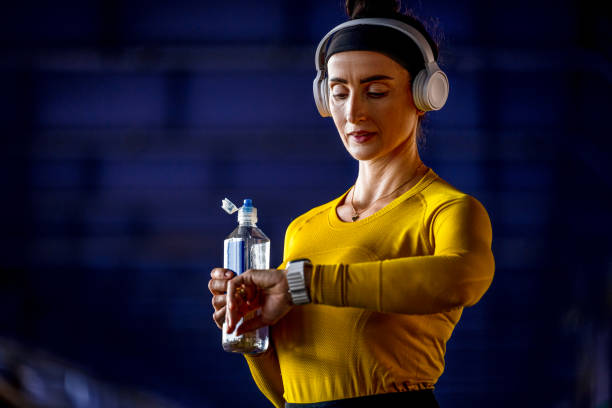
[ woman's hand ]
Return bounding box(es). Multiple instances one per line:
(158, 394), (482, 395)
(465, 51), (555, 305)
(226, 269), (293, 336)
(208, 268), (236, 329)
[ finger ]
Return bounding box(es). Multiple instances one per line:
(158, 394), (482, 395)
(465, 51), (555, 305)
(244, 283), (259, 305)
(210, 268), (235, 279)
(226, 276), (246, 332)
(209, 278), (231, 295)
(208, 279), (217, 295)
(211, 294), (226, 310)
(236, 315), (266, 336)
(227, 293), (261, 333)
(213, 308), (226, 329)
(208, 279), (222, 295)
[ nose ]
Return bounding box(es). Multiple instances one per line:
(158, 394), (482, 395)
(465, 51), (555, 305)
(346, 93), (366, 124)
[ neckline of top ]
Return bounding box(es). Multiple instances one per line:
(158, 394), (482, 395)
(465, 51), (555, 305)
(328, 168), (437, 229)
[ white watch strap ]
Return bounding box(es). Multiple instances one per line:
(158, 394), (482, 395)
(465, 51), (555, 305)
(286, 260), (312, 305)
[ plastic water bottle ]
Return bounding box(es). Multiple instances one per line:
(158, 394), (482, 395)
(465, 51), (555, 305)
(221, 198), (270, 354)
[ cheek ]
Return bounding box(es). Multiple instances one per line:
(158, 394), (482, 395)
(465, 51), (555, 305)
(330, 107), (346, 133)
(329, 98), (342, 116)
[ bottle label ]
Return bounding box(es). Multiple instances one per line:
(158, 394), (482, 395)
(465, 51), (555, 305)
(224, 238), (245, 275)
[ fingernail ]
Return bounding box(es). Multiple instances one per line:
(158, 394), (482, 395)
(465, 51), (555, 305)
(225, 271), (232, 278)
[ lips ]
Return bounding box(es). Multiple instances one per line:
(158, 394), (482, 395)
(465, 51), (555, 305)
(348, 131), (376, 143)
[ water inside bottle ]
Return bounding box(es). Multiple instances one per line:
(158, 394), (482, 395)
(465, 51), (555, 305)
(222, 229), (270, 354)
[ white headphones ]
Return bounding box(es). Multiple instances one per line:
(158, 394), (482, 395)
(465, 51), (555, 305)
(313, 18), (449, 117)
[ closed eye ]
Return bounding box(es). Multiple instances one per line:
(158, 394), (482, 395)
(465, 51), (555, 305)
(368, 92), (387, 98)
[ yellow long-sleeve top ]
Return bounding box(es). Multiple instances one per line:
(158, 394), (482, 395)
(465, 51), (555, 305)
(245, 169), (495, 407)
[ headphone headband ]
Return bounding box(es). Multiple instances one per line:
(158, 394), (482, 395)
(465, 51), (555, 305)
(314, 18), (436, 72)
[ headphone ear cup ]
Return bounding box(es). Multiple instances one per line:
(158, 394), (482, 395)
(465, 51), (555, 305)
(412, 67), (449, 111)
(313, 72), (331, 117)
(320, 77), (330, 117)
(426, 70), (449, 111)
(412, 69), (429, 111)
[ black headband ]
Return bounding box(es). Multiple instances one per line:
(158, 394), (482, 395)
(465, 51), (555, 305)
(325, 25), (426, 79)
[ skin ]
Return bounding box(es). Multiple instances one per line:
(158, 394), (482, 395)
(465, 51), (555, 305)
(209, 51), (428, 335)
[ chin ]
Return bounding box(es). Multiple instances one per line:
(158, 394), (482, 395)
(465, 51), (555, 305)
(347, 145), (381, 161)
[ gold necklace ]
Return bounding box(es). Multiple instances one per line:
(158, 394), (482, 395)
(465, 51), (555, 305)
(349, 163), (425, 222)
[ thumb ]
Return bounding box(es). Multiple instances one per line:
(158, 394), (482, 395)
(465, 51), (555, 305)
(236, 314), (267, 336)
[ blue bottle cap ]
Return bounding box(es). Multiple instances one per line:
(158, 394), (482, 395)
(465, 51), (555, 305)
(238, 198), (257, 224)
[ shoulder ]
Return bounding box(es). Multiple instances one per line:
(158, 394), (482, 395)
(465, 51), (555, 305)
(421, 170), (471, 202)
(420, 171), (490, 226)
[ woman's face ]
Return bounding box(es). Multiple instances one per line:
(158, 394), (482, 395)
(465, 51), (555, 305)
(327, 50), (422, 162)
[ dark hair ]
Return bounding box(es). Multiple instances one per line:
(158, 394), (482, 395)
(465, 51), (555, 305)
(345, 0), (440, 146)
(345, 0), (440, 78)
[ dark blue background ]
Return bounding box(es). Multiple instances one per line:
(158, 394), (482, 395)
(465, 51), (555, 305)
(1, 1), (610, 407)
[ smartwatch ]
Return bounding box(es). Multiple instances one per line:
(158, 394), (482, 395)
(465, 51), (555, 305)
(286, 259), (312, 305)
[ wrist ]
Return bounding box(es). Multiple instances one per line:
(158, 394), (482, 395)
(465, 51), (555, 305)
(304, 265), (312, 294)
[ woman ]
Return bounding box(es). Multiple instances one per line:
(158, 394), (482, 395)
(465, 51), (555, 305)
(209, 1), (494, 407)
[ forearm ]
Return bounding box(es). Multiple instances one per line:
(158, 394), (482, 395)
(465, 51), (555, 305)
(243, 341), (285, 408)
(309, 249), (494, 314)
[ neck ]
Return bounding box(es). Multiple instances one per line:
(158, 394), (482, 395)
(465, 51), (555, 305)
(353, 138), (424, 204)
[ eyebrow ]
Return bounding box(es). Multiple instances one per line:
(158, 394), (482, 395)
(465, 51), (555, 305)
(328, 75), (394, 84)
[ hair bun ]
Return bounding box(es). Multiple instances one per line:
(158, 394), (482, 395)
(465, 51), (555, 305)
(345, 0), (401, 19)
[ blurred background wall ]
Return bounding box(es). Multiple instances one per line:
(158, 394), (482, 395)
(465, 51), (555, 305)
(1, 0), (610, 407)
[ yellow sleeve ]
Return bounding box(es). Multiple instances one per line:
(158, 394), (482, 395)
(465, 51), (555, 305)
(243, 341), (285, 408)
(310, 196), (495, 314)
